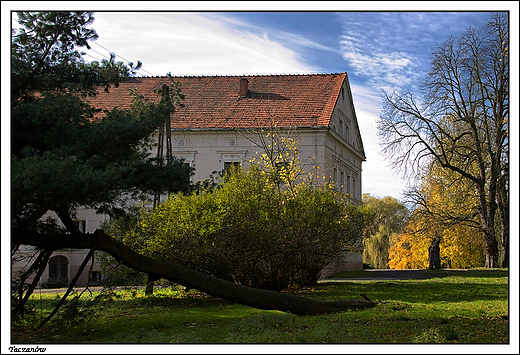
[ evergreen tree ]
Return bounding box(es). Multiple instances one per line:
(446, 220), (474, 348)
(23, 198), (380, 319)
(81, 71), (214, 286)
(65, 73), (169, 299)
(11, 12), (190, 316)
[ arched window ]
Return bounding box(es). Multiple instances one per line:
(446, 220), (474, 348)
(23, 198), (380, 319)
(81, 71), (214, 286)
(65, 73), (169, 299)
(48, 255), (68, 282)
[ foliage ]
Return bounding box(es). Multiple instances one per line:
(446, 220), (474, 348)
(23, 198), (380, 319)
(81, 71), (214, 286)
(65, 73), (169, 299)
(246, 130), (307, 192)
(11, 10), (191, 225)
(388, 222), (429, 270)
(135, 161), (364, 291)
(363, 225), (393, 269)
(96, 206), (149, 287)
(388, 215), (485, 270)
(361, 194), (410, 269)
(441, 224), (486, 268)
(96, 132), (366, 291)
(388, 162), (486, 269)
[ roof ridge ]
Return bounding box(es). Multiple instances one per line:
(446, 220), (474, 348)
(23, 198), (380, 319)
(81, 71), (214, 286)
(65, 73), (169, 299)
(131, 72), (347, 79)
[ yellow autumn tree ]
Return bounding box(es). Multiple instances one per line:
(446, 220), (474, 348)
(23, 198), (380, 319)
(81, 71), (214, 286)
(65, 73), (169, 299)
(388, 219), (429, 269)
(388, 161), (486, 269)
(441, 224), (485, 268)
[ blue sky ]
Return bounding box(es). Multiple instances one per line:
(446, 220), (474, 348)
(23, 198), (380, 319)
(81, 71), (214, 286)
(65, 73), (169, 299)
(4, 3), (517, 200)
(82, 9), (502, 199)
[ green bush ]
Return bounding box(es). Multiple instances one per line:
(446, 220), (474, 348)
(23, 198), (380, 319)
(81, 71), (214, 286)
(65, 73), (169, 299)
(139, 164), (364, 291)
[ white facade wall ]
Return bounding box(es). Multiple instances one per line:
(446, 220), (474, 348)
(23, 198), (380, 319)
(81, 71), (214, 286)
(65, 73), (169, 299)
(166, 127), (363, 204)
(12, 210), (106, 288)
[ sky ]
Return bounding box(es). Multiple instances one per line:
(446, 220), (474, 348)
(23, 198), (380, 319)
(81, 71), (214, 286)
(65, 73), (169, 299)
(3, 3), (518, 200)
(81, 8), (510, 200)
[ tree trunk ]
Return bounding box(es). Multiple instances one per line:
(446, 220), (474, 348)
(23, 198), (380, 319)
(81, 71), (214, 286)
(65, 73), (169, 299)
(475, 179), (499, 268)
(485, 238), (499, 269)
(13, 229), (377, 315)
(497, 175), (509, 268)
(428, 239), (441, 270)
(145, 280), (154, 296)
(145, 273), (159, 296)
(482, 212), (499, 268)
(500, 238), (508, 268)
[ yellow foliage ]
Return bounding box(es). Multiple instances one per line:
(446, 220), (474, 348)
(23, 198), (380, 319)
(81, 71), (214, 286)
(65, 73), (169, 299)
(388, 225), (428, 269)
(387, 156), (486, 269)
(440, 224), (485, 268)
(388, 222), (485, 269)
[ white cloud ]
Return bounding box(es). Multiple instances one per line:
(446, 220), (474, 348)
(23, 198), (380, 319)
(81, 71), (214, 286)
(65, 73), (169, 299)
(203, 13), (338, 54)
(340, 35), (419, 91)
(90, 12), (315, 76)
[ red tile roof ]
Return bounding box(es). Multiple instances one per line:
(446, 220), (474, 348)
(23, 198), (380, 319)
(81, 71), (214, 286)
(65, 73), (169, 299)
(88, 73), (347, 129)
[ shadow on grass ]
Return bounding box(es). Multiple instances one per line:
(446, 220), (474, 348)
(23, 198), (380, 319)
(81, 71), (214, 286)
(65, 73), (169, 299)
(24, 269), (508, 316)
(21, 290), (233, 322)
(313, 279), (507, 304)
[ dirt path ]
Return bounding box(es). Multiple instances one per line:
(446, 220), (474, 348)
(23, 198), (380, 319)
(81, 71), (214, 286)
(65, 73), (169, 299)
(321, 269), (470, 282)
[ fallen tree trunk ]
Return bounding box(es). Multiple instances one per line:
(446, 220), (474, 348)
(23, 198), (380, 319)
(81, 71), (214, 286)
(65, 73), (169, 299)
(13, 229), (377, 315)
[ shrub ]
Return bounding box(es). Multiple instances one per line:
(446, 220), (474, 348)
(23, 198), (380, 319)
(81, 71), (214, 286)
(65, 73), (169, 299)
(139, 164), (363, 291)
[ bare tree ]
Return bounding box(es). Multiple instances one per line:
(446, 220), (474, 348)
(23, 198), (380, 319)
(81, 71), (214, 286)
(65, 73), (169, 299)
(378, 13), (508, 267)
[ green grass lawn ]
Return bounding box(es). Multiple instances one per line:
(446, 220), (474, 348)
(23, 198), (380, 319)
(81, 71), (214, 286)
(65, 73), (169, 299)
(11, 269), (509, 345)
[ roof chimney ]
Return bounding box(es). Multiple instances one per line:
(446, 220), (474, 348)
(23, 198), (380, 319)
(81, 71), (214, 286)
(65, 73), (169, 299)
(239, 78), (249, 98)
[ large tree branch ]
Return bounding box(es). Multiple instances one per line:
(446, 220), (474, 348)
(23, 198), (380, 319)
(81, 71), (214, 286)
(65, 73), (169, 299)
(12, 229), (376, 315)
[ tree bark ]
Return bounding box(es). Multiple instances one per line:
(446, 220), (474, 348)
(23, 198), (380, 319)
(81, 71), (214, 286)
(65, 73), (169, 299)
(475, 179), (499, 268)
(497, 175), (509, 268)
(12, 229), (377, 315)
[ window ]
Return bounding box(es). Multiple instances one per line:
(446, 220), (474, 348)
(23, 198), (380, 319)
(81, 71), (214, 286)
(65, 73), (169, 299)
(224, 161), (240, 174)
(229, 138), (237, 146)
(340, 171), (344, 190)
(89, 271), (102, 285)
(74, 220), (86, 233)
(178, 138), (185, 147)
(347, 176), (351, 194)
(48, 255), (68, 283)
(338, 119), (343, 137)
